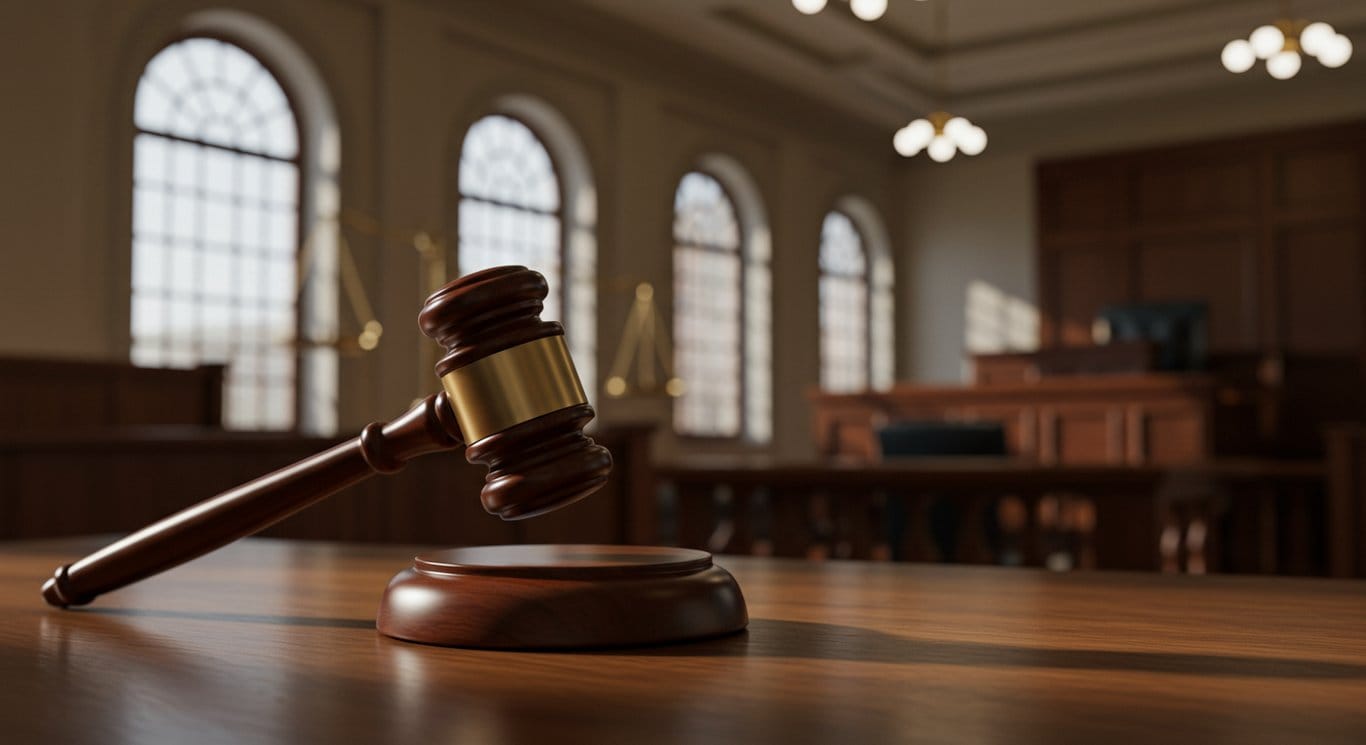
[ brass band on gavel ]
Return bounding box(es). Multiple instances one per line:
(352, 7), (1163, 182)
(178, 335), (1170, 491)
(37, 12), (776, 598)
(439, 335), (588, 443)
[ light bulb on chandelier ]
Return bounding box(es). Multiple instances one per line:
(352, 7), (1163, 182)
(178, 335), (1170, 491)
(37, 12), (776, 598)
(850, 0), (887, 21)
(1221, 39), (1256, 73)
(792, 0), (928, 21)
(1317, 34), (1353, 68)
(1249, 25), (1285, 59)
(1222, 18), (1352, 79)
(927, 136), (955, 163)
(1267, 49), (1302, 79)
(1299, 22), (1336, 56)
(893, 111), (986, 161)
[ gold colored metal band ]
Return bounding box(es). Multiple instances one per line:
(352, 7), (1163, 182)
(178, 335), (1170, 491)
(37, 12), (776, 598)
(440, 335), (587, 443)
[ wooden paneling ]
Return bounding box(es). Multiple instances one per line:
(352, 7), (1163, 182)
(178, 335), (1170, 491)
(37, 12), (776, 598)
(1136, 405), (1208, 466)
(1051, 246), (1130, 344)
(0, 357), (224, 430)
(0, 426), (654, 545)
(1038, 120), (1366, 362)
(972, 343), (1154, 384)
(1046, 405), (1120, 465)
(971, 355), (1036, 385)
(810, 375), (1239, 465)
(1325, 425), (1366, 577)
(828, 419), (880, 461)
(1278, 146), (1361, 211)
(1279, 223), (1365, 353)
(1037, 162), (1128, 233)
(1137, 157), (1254, 222)
(1137, 235), (1254, 349)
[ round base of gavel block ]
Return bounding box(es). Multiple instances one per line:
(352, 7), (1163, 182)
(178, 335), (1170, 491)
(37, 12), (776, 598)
(375, 545), (748, 649)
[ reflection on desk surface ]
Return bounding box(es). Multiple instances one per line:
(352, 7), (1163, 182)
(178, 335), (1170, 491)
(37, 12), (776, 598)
(3, 537), (1364, 745)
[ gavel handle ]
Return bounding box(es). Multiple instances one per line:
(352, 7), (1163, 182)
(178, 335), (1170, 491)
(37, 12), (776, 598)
(41, 393), (464, 608)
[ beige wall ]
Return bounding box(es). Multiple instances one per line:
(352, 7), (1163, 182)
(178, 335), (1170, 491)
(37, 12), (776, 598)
(0, 0), (897, 458)
(7, 1), (1362, 452)
(901, 67), (1366, 382)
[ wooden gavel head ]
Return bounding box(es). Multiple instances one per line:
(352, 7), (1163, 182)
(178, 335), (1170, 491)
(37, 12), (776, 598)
(420, 266), (612, 520)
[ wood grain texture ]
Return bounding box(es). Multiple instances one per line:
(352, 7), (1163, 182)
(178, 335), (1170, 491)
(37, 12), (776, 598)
(0, 357), (224, 430)
(3, 537), (1364, 744)
(0, 424), (654, 547)
(376, 545), (748, 648)
(1037, 119), (1366, 358)
(808, 374), (1247, 463)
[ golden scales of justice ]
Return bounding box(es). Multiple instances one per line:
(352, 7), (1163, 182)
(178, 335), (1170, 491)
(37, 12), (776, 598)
(293, 209), (451, 401)
(295, 209), (686, 404)
(602, 281), (685, 400)
(292, 209), (399, 355)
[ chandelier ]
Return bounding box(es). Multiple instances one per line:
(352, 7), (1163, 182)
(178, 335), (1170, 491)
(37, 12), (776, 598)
(894, 112), (985, 161)
(890, 0), (984, 161)
(1222, 19), (1352, 79)
(793, 0), (926, 23)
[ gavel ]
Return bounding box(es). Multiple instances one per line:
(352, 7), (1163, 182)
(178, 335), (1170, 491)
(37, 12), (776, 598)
(42, 265), (613, 608)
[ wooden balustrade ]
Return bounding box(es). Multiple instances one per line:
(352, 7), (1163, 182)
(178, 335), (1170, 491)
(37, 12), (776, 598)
(1326, 424), (1366, 578)
(654, 457), (1329, 573)
(0, 424), (655, 548)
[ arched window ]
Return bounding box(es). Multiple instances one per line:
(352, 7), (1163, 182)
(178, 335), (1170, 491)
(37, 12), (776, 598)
(819, 211), (869, 391)
(457, 108), (596, 394)
(132, 37), (303, 430)
(458, 115), (563, 315)
(672, 164), (771, 441)
(820, 197), (895, 392)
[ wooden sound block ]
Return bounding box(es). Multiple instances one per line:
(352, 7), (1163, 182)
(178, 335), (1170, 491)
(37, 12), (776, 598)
(376, 545), (748, 649)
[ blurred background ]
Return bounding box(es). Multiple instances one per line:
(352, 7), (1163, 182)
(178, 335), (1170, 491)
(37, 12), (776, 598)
(0, 0), (1362, 577)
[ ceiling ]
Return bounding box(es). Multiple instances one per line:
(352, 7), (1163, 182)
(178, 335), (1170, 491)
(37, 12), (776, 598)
(577, 0), (1366, 127)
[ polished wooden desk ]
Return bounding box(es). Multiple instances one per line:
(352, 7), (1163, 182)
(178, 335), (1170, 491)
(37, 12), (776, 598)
(3, 538), (1364, 744)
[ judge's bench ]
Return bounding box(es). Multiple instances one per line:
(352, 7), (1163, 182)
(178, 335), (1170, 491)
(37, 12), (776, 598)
(797, 332), (1366, 576)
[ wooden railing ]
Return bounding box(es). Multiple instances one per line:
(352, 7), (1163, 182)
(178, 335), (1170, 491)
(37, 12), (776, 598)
(0, 424), (655, 548)
(0, 356), (225, 430)
(1326, 424), (1366, 578)
(654, 457), (1329, 573)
